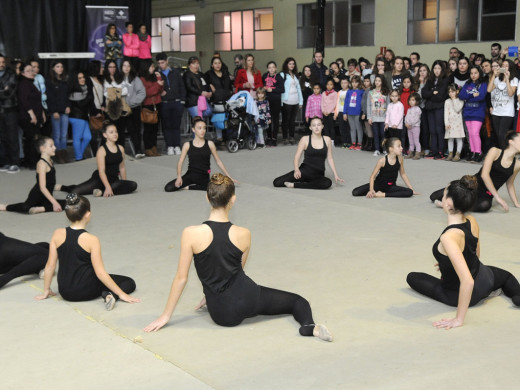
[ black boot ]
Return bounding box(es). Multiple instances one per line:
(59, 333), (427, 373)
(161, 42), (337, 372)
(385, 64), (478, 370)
(366, 137), (374, 151)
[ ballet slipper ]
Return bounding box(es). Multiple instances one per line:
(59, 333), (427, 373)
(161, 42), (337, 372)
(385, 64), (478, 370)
(434, 200), (443, 208)
(284, 182), (295, 188)
(313, 324), (333, 342)
(93, 189), (102, 197)
(104, 293), (116, 311)
(0, 204), (6, 211)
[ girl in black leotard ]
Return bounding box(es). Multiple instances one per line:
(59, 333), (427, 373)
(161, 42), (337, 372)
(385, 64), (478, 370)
(164, 117), (237, 192)
(273, 116), (343, 189)
(67, 122), (137, 197)
(430, 131), (520, 212)
(0, 137), (70, 214)
(352, 137), (417, 198)
(145, 173), (332, 341)
(36, 194), (140, 310)
(0, 233), (48, 288)
(407, 175), (520, 330)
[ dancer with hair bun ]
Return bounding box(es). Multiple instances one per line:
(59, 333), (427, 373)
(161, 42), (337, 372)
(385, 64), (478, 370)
(35, 193), (139, 310)
(164, 117), (237, 192)
(145, 174), (332, 341)
(352, 137), (417, 198)
(65, 122), (137, 197)
(430, 131), (520, 212)
(407, 175), (520, 329)
(273, 116), (343, 189)
(0, 137), (70, 214)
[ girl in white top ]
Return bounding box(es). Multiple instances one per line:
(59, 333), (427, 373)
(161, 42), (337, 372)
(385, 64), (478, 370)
(488, 59), (518, 149)
(334, 78), (350, 148)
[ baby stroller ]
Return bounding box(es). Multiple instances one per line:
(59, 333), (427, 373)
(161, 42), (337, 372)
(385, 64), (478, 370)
(224, 97), (257, 153)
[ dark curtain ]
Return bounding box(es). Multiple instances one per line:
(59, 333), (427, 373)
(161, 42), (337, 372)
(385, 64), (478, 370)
(0, 0), (151, 71)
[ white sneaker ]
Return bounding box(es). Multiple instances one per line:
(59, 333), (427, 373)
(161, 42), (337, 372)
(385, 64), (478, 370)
(8, 165), (20, 174)
(167, 147), (175, 156)
(135, 153), (145, 159)
(383, 151), (388, 156)
(373, 150), (380, 156)
(174, 146), (181, 155)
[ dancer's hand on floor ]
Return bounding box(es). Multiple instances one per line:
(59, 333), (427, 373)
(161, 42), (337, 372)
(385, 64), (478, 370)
(413, 190), (421, 196)
(334, 175), (344, 184)
(103, 188), (114, 197)
(195, 296), (207, 310)
(144, 314), (170, 332)
(497, 197), (509, 212)
(433, 317), (463, 330)
(120, 293), (141, 303)
(366, 190), (376, 198)
(35, 289), (56, 300)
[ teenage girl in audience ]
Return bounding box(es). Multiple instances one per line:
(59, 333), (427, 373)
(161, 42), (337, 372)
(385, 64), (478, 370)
(280, 57), (303, 146)
(164, 117), (237, 192)
(352, 137), (416, 198)
(35, 193), (139, 310)
(145, 173), (333, 341)
(0, 137), (69, 214)
(66, 122), (137, 197)
(139, 59), (164, 157)
(262, 61), (284, 146)
(459, 65), (488, 163)
(273, 117), (343, 189)
(46, 61), (70, 164)
(488, 59), (518, 149)
(360, 75), (373, 151)
(68, 71), (93, 161)
(367, 74), (389, 156)
(430, 131), (520, 212)
(408, 175), (520, 329)
(422, 60), (449, 160)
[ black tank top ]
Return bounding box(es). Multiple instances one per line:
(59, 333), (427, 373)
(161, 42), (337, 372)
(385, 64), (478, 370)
(57, 227), (97, 296)
(475, 149), (515, 196)
(193, 221), (244, 295)
(100, 143), (122, 183)
(302, 135), (327, 172)
(375, 155), (400, 186)
(187, 140), (211, 175)
(36, 158), (56, 194)
(432, 219), (480, 290)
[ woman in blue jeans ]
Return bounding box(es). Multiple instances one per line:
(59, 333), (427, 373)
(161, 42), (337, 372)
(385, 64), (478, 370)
(68, 71), (93, 161)
(46, 61), (70, 163)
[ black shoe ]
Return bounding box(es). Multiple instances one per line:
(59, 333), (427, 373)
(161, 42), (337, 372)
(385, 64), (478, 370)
(472, 153), (482, 163)
(466, 152), (474, 162)
(424, 152), (436, 159)
(434, 152), (445, 160)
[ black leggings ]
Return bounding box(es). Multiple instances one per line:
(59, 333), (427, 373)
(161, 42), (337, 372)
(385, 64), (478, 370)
(267, 99), (281, 140)
(6, 187), (67, 214)
(0, 234), (48, 288)
(164, 171), (209, 192)
(430, 188), (492, 212)
(407, 264), (520, 307)
(491, 115), (514, 149)
(281, 103), (299, 139)
(352, 183), (413, 198)
(60, 274), (136, 302)
(206, 272), (316, 336)
(69, 172), (137, 196)
(273, 164), (332, 190)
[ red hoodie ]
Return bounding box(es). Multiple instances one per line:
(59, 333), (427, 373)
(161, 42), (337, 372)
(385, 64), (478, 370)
(400, 88), (413, 115)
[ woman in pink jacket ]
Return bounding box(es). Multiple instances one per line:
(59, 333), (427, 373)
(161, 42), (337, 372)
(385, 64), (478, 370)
(137, 24), (152, 70)
(123, 22), (140, 71)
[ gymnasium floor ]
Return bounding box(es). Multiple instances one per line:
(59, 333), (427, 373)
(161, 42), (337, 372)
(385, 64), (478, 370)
(1, 142), (519, 389)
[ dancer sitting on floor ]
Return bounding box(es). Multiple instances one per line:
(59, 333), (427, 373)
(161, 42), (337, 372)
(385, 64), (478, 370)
(407, 175), (520, 329)
(352, 137), (417, 198)
(430, 131), (520, 212)
(164, 117), (237, 192)
(0, 137), (70, 214)
(145, 174), (332, 340)
(0, 233), (48, 288)
(66, 122), (137, 197)
(273, 116), (343, 189)
(35, 193), (140, 310)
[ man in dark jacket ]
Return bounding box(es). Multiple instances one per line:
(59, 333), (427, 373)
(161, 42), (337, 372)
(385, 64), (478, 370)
(156, 52), (186, 155)
(0, 54), (20, 173)
(309, 51), (329, 90)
